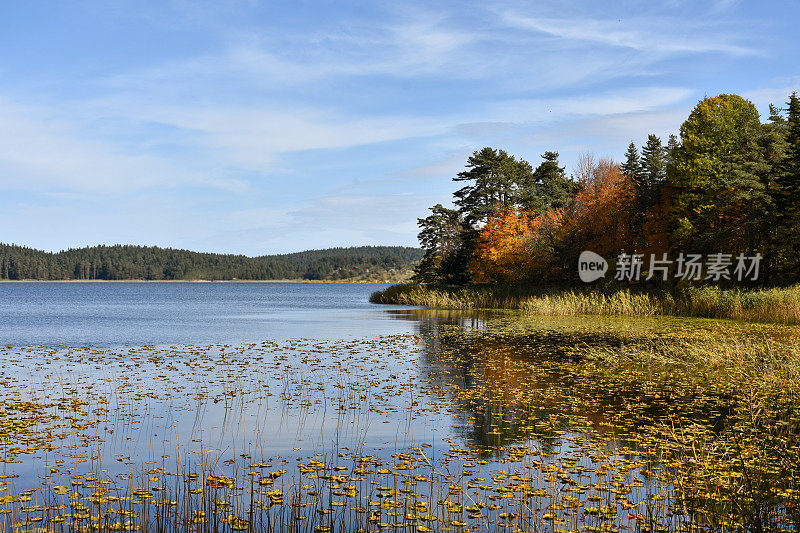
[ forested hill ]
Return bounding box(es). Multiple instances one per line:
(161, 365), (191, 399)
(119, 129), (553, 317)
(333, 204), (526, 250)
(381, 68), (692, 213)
(0, 243), (424, 281)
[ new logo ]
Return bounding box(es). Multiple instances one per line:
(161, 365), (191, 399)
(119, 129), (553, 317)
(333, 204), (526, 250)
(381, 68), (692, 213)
(578, 251), (608, 282)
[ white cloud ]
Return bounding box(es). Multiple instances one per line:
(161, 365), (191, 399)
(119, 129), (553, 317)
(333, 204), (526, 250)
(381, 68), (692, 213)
(741, 83), (800, 112)
(709, 0), (743, 14)
(0, 99), (246, 194)
(193, 194), (428, 253)
(480, 87), (694, 126)
(502, 13), (756, 56)
(401, 150), (474, 180)
(149, 107), (443, 168)
(100, 12), (483, 93)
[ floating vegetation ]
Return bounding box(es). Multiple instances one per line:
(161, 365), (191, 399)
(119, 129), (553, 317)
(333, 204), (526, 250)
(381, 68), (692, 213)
(0, 313), (799, 532)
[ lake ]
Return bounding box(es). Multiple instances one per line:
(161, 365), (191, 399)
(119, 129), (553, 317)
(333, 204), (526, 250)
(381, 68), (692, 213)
(0, 282), (415, 346)
(0, 282), (798, 532)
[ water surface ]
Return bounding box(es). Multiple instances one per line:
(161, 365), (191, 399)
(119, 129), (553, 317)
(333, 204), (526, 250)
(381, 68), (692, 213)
(1, 283), (798, 531)
(0, 282), (414, 346)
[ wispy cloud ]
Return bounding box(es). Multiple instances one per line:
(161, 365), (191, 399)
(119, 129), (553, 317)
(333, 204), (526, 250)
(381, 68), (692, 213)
(742, 81), (800, 112)
(488, 87), (694, 121)
(502, 13), (756, 56)
(99, 12), (484, 93)
(0, 99), (247, 194)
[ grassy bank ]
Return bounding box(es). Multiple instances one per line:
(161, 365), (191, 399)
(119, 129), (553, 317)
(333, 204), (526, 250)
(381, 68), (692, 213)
(370, 283), (800, 324)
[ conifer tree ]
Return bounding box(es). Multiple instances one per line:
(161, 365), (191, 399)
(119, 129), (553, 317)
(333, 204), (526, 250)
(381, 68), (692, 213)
(778, 93), (800, 211)
(641, 135), (667, 190)
(453, 148), (526, 225)
(773, 93), (800, 279)
(519, 151), (574, 215)
(621, 142), (642, 182)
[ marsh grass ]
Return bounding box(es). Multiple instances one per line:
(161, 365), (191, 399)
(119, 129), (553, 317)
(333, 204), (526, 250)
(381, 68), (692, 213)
(582, 331), (800, 532)
(371, 283), (800, 324)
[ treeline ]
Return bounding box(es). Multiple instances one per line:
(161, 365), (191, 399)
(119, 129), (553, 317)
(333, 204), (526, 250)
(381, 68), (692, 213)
(0, 244), (424, 281)
(415, 92), (800, 287)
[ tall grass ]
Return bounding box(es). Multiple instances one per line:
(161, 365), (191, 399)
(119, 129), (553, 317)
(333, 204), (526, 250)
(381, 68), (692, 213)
(370, 283), (800, 324)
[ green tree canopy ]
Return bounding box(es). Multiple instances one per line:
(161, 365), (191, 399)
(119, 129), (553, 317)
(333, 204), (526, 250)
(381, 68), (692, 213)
(671, 94), (769, 253)
(413, 204), (473, 284)
(518, 151), (575, 215)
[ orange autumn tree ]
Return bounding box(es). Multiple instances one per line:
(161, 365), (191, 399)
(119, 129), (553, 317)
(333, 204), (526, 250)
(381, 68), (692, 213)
(470, 207), (569, 283)
(523, 207), (569, 281)
(569, 156), (638, 258)
(469, 208), (533, 283)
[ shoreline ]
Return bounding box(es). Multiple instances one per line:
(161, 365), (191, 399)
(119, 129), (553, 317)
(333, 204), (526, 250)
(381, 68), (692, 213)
(370, 283), (800, 324)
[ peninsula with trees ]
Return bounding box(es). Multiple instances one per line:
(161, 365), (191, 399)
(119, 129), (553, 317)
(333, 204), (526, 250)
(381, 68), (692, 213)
(372, 92), (800, 323)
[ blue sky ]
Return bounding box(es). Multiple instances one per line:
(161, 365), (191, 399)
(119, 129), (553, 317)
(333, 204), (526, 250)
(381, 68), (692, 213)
(1, 0), (798, 255)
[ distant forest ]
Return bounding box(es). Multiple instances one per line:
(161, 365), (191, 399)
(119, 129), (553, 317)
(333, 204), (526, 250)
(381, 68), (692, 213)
(0, 244), (424, 281)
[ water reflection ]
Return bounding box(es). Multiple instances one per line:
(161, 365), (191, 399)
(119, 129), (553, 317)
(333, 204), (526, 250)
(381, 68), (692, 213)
(386, 309), (688, 451)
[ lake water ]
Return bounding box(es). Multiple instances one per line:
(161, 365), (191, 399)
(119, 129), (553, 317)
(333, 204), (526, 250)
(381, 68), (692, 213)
(0, 282), (795, 532)
(0, 282), (415, 346)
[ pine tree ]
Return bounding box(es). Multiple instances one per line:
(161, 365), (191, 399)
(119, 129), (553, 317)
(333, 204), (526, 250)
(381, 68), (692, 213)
(518, 151), (574, 215)
(778, 93), (800, 211)
(413, 204), (472, 284)
(773, 93), (800, 280)
(621, 142), (642, 182)
(621, 142), (646, 251)
(665, 134), (680, 165)
(641, 134), (667, 190)
(622, 135), (668, 252)
(453, 148), (524, 225)
(664, 135), (681, 188)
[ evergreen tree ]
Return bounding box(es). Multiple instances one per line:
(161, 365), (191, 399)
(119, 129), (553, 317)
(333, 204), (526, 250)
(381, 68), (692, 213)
(621, 142), (642, 182)
(413, 205), (472, 284)
(666, 134), (680, 159)
(416, 205), (465, 256)
(777, 93), (800, 211)
(518, 151), (575, 215)
(773, 93), (800, 280)
(641, 135), (667, 189)
(622, 141), (647, 250)
(665, 134), (681, 179)
(453, 148), (525, 225)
